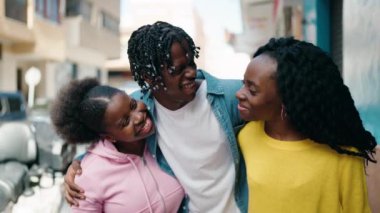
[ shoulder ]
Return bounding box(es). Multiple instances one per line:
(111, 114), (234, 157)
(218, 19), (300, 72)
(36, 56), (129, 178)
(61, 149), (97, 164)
(239, 121), (262, 136)
(76, 153), (105, 182)
(199, 70), (242, 100)
(198, 70), (242, 90)
(130, 89), (143, 99)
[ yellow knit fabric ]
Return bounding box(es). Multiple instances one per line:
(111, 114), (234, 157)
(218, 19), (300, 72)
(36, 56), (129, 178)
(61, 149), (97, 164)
(238, 121), (371, 213)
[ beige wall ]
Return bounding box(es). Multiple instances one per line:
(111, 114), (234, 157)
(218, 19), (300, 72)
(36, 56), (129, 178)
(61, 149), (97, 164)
(79, 20), (120, 59)
(89, 0), (120, 19)
(63, 0), (120, 62)
(0, 48), (17, 91)
(11, 18), (65, 62)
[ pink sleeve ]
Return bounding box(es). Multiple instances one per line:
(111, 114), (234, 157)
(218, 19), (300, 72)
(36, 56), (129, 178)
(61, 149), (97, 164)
(71, 156), (104, 212)
(71, 198), (103, 213)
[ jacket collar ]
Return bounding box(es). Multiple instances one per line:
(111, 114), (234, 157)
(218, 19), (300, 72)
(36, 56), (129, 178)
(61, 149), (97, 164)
(196, 69), (224, 95)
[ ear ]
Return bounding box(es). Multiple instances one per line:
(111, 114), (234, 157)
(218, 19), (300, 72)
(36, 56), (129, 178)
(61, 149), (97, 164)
(142, 73), (154, 86)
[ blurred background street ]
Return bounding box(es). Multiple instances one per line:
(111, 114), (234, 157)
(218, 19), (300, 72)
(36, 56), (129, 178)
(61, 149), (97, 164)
(0, 0), (379, 212)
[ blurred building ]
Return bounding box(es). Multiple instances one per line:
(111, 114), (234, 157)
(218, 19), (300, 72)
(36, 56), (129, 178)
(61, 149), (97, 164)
(0, 0), (120, 105)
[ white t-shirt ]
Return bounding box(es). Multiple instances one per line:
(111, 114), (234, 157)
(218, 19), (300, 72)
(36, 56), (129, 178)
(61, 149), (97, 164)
(154, 81), (239, 213)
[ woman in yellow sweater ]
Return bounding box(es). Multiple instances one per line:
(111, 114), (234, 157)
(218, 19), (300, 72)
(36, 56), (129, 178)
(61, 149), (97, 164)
(236, 37), (377, 213)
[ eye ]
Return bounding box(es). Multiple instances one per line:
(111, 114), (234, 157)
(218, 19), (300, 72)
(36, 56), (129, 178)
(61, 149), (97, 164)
(249, 90), (257, 95)
(130, 98), (137, 110)
(120, 117), (130, 128)
(242, 80), (257, 95)
(169, 65), (185, 76)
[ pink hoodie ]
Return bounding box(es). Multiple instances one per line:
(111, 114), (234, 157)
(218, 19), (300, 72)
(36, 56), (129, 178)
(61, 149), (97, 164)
(71, 140), (185, 213)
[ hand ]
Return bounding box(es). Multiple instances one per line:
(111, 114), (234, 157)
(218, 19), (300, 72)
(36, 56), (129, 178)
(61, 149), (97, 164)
(64, 160), (85, 206)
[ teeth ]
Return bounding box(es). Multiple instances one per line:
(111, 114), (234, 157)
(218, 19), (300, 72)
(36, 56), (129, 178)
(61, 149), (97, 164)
(141, 120), (150, 133)
(183, 82), (194, 88)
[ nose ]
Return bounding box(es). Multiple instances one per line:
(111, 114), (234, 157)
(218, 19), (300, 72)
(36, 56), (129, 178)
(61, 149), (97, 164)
(236, 87), (246, 100)
(183, 69), (195, 80)
(131, 111), (144, 125)
(184, 62), (197, 77)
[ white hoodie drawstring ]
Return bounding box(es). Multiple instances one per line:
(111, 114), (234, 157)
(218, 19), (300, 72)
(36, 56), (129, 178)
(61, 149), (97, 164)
(127, 156), (154, 213)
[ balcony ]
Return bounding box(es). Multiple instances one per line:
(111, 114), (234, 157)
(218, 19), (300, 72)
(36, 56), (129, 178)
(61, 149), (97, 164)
(63, 16), (120, 61)
(0, 0), (34, 44)
(10, 18), (65, 61)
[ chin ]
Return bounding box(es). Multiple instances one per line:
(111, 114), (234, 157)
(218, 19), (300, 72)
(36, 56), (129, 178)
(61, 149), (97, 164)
(142, 128), (155, 139)
(239, 114), (256, 122)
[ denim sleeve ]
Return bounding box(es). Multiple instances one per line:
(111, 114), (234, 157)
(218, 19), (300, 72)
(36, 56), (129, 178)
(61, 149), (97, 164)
(74, 152), (87, 161)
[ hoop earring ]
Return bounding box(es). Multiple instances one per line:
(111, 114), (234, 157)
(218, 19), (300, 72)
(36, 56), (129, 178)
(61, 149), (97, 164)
(281, 104), (287, 121)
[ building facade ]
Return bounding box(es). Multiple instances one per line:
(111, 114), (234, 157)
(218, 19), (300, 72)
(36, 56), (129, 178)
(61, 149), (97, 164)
(0, 0), (120, 106)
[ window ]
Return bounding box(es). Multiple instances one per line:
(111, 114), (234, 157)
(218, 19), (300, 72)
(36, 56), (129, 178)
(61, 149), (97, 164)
(0, 100), (3, 113)
(46, 0), (60, 23)
(65, 0), (80, 16)
(100, 11), (119, 34)
(80, 1), (92, 21)
(35, 0), (60, 23)
(66, 0), (92, 21)
(35, 0), (44, 17)
(8, 97), (23, 113)
(5, 0), (27, 23)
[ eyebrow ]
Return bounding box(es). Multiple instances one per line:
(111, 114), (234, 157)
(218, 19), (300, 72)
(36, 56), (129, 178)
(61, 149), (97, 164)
(245, 79), (260, 89)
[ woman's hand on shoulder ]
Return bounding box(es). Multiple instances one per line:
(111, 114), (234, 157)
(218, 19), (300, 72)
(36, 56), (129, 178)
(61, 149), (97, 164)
(64, 160), (85, 206)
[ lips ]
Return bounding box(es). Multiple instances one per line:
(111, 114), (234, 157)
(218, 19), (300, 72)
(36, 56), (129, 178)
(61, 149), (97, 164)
(237, 103), (249, 113)
(138, 117), (153, 135)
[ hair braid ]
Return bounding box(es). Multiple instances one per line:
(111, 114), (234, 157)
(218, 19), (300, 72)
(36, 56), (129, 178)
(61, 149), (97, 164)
(127, 21), (200, 95)
(254, 37), (377, 162)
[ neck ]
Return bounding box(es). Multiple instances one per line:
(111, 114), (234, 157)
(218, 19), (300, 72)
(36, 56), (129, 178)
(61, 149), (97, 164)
(153, 80), (202, 111)
(154, 95), (189, 110)
(114, 140), (145, 156)
(264, 119), (306, 141)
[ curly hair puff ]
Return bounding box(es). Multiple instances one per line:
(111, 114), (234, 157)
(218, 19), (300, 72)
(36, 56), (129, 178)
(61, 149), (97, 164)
(254, 37), (377, 163)
(127, 21), (200, 95)
(50, 78), (122, 144)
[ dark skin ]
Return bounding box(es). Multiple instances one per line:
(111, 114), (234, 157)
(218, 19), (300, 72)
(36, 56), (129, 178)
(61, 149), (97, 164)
(235, 54), (305, 141)
(152, 41), (201, 110)
(64, 92), (155, 206)
(65, 40), (201, 206)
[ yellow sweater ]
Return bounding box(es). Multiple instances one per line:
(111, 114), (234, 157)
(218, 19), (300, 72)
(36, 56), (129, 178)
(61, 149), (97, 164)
(238, 121), (371, 213)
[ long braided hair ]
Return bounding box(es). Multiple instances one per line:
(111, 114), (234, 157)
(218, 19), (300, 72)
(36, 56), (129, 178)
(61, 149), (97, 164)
(254, 37), (377, 163)
(127, 21), (200, 94)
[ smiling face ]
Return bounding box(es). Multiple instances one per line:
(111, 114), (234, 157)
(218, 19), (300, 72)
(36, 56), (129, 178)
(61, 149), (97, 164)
(102, 92), (155, 143)
(151, 41), (200, 110)
(236, 54), (282, 121)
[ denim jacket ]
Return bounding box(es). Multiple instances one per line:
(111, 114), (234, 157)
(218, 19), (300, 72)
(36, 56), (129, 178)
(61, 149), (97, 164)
(131, 70), (248, 213)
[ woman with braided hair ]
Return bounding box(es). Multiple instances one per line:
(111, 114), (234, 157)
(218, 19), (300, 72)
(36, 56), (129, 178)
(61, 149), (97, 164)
(51, 78), (185, 212)
(236, 37), (376, 212)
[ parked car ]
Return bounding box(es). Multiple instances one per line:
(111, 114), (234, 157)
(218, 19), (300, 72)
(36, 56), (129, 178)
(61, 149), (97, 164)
(0, 92), (27, 121)
(0, 92), (76, 212)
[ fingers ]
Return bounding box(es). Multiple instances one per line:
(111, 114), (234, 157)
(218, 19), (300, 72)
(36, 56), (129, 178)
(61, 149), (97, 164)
(71, 160), (83, 175)
(63, 161), (86, 207)
(64, 172), (85, 194)
(65, 184), (79, 207)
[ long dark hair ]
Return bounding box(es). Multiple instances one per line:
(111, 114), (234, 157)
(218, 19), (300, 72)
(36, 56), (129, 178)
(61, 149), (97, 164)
(254, 37), (377, 162)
